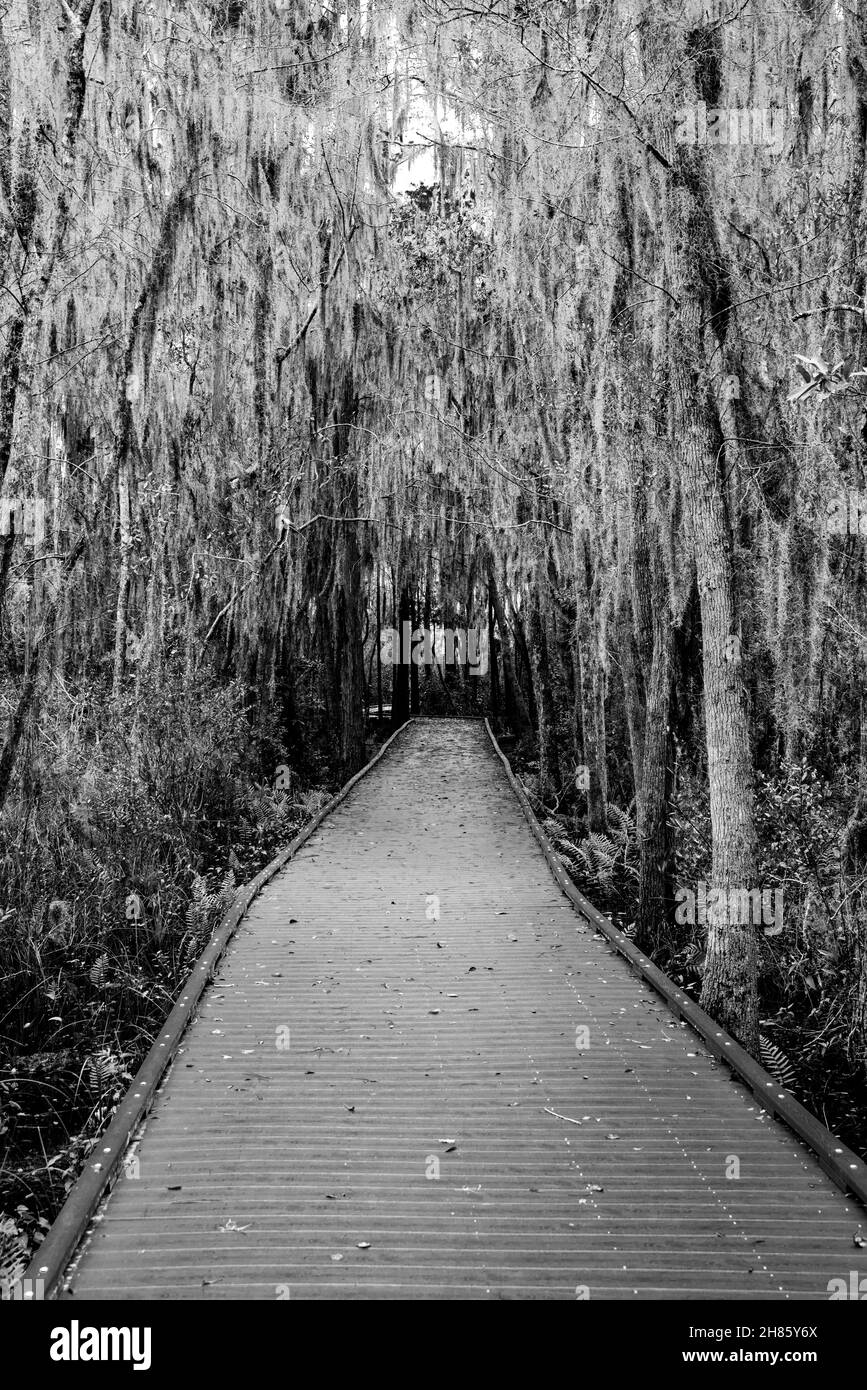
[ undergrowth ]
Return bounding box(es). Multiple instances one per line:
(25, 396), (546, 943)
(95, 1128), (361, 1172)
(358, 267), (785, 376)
(513, 748), (867, 1165)
(0, 666), (343, 1293)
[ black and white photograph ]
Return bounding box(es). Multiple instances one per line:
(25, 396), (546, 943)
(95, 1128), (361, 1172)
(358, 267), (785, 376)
(1, 0), (866, 1358)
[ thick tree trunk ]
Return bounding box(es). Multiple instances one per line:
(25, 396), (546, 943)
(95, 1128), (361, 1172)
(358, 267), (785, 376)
(488, 590), (500, 718)
(617, 595), (645, 804)
(112, 181), (192, 700)
(376, 565), (383, 721)
(422, 574), (434, 703)
(0, 666), (37, 811)
(634, 552), (676, 954)
(486, 560), (532, 747)
(410, 585), (420, 716)
(661, 153), (759, 1049)
(392, 583), (411, 727)
(509, 593), (537, 727)
(112, 443), (133, 701)
(528, 575), (561, 802)
(844, 693), (867, 1075)
(573, 530), (607, 830)
(333, 521), (366, 776)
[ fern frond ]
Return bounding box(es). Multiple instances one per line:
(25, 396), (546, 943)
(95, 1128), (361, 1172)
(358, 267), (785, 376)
(606, 804), (635, 845)
(84, 1049), (120, 1095)
(89, 953), (109, 987)
(759, 1034), (798, 1091)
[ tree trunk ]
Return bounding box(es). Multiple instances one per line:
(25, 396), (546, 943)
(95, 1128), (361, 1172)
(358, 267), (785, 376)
(488, 589), (500, 718)
(528, 577), (561, 802)
(617, 593), (645, 804)
(333, 520), (366, 776)
(573, 529), (607, 830)
(509, 592), (537, 727)
(376, 564), (383, 721)
(487, 560), (532, 747)
(392, 583), (411, 727)
(660, 149), (759, 1049)
(410, 584), (420, 716)
(844, 693), (867, 1075)
(634, 551), (676, 954)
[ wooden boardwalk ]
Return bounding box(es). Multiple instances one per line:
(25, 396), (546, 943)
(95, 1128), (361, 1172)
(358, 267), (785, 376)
(58, 720), (867, 1299)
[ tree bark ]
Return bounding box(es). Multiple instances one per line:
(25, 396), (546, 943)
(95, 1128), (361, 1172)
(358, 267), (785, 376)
(659, 145), (759, 1049)
(392, 583), (411, 727)
(573, 528), (607, 830)
(634, 550), (676, 954)
(528, 571), (561, 802)
(488, 589), (500, 718)
(487, 560), (532, 747)
(376, 564), (383, 721)
(410, 584), (420, 716)
(509, 592), (537, 727)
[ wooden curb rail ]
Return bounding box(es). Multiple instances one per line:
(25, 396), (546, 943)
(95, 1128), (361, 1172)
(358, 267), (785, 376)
(24, 720), (414, 1301)
(483, 717), (867, 1214)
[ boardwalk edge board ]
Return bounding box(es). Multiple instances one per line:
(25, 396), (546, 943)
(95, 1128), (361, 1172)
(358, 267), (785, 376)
(24, 719), (414, 1301)
(483, 717), (867, 1215)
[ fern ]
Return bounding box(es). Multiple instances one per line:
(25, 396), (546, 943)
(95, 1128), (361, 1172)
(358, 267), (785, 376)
(185, 869), (236, 934)
(89, 953), (109, 987)
(542, 817), (582, 866)
(578, 832), (620, 888)
(84, 1049), (121, 1096)
(606, 803), (635, 846)
(759, 1034), (798, 1092)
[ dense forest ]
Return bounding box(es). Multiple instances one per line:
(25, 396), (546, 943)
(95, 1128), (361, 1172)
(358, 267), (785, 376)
(2, 0), (867, 1286)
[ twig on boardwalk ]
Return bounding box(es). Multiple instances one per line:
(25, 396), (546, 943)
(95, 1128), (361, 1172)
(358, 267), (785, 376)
(544, 1106), (582, 1125)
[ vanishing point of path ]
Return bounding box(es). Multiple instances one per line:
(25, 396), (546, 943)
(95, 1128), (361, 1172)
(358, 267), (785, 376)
(61, 720), (867, 1299)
